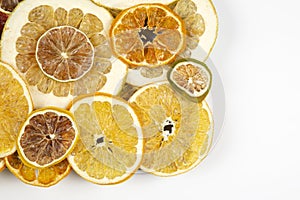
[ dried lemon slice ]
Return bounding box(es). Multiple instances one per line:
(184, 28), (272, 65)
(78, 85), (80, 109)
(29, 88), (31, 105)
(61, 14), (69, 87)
(168, 58), (212, 102)
(5, 152), (71, 187)
(0, 62), (33, 158)
(1, 0), (127, 108)
(110, 3), (186, 68)
(174, 0), (218, 61)
(0, 158), (5, 172)
(17, 107), (79, 168)
(67, 93), (143, 185)
(128, 82), (213, 176)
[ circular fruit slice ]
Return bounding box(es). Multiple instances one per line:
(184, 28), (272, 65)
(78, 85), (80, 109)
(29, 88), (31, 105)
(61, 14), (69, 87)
(17, 107), (79, 168)
(128, 82), (213, 176)
(0, 62), (33, 158)
(92, 0), (176, 11)
(110, 3), (186, 68)
(168, 58), (212, 102)
(0, 158), (5, 172)
(173, 0), (218, 61)
(0, 0), (22, 12)
(67, 93), (143, 185)
(5, 152), (71, 187)
(1, 0), (127, 108)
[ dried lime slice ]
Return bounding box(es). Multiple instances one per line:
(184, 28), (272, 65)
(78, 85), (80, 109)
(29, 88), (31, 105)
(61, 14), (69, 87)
(168, 58), (212, 102)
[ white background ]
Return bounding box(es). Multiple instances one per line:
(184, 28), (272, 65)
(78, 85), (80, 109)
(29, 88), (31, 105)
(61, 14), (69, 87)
(1, 0), (300, 199)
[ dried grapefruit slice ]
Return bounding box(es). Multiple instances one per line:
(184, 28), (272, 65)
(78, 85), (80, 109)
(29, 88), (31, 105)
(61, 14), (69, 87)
(0, 158), (5, 172)
(5, 152), (71, 187)
(1, 0), (127, 108)
(128, 82), (213, 176)
(0, 62), (33, 158)
(67, 93), (143, 185)
(173, 0), (218, 61)
(168, 58), (212, 102)
(110, 3), (186, 68)
(17, 107), (79, 168)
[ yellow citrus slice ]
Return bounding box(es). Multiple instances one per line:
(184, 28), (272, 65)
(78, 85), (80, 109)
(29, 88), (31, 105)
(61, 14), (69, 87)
(168, 58), (212, 102)
(0, 62), (33, 158)
(5, 152), (71, 187)
(128, 82), (213, 176)
(173, 0), (218, 61)
(0, 158), (5, 172)
(1, 0), (127, 108)
(110, 3), (186, 68)
(17, 107), (79, 168)
(67, 93), (143, 185)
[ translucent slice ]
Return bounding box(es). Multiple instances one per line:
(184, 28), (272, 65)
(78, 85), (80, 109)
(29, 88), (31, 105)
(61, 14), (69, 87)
(0, 62), (33, 158)
(0, 158), (5, 172)
(168, 58), (212, 102)
(17, 107), (79, 168)
(129, 82), (213, 176)
(1, 0), (127, 109)
(5, 152), (71, 187)
(68, 94), (143, 185)
(36, 26), (94, 82)
(173, 0), (218, 61)
(110, 3), (186, 67)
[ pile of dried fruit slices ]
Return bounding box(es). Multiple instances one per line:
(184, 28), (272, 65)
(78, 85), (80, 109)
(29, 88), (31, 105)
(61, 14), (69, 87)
(0, 0), (218, 187)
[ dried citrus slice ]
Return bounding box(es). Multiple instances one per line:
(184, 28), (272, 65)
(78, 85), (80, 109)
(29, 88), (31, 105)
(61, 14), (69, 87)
(118, 83), (139, 100)
(0, 62), (33, 158)
(0, 0), (22, 12)
(168, 58), (212, 102)
(128, 82), (213, 176)
(1, 0), (127, 108)
(17, 107), (79, 168)
(110, 3), (186, 68)
(5, 152), (71, 187)
(67, 93), (143, 185)
(173, 0), (218, 61)
(92, 0), (176, 11)
(0, 9), (8, 36)
(0, 158), (5, 172)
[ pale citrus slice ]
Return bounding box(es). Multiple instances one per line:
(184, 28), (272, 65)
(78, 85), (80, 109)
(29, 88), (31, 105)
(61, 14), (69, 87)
(110, 3), (186, 68)
(1, 0), (127, 108)
(168, 58), (212, 102)
(17, 107), (79, 168)
(0, 158), (5, 172)
(67, 93), (143, 185)
(128, 82), (213, 176)
(5, 152), (71, 187)
(0, 62), (33, 158)
(173, 0), (218, 61)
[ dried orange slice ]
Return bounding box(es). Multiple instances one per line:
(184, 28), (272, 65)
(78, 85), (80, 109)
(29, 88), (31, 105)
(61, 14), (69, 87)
(0, 0), (22, 12)
(67, 93), (143, 185)
(110, 3), (186, 68)
(0, 62), (33, 158)
(128, 82), (213, 176)
(1, 0), (127, 108)
(168, 58), (212, 102)
(173, 0), (218, 61)
(5, 152), (71, 187)
(17, 107), (79, 168)
(0, 158), (5, 172)
(92, 0), (176, 11)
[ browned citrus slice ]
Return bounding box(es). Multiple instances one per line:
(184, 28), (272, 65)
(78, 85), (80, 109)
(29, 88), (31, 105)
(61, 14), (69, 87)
(36, 26), (94, 82)
(67, 93), (143, 185)
(5, 152), (71, 187)
(1, 0), (127, 108)
(17, 107), (79, 168)
(0, 158), (5, 172)
(110, 3), (186, 67)
(128, 82), (213, 176)
(0, 0), (22, 12)
(0, 62), (33, 158)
